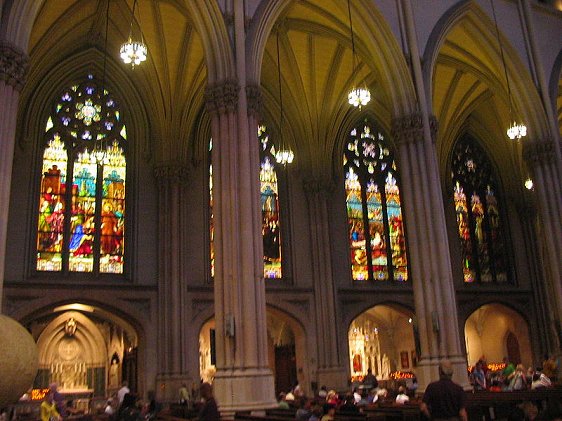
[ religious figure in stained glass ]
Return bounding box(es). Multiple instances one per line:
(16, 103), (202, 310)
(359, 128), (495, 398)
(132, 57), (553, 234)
(343, 121), (408, 282)
(451, 136), (509, 283)
(36, 74), (126, 274)
(259, 125), (283, 279)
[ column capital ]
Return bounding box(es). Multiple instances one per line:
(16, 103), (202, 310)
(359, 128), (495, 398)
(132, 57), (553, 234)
(523, 138), (555, 165)
(246, 84), (263, 117)
(391, 114), (438, 145)
(205, 80), (239, 115)
(0, 41), (29, 91)
(153, 163), (189, 186)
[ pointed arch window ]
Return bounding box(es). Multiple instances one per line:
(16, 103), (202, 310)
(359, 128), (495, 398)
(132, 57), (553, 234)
(36, 74), (126, 274)
(259, 125), (283, 279)
(344, 121), (408, 282)
(208, 125), (284, 280)
(451, 136), (509, 283)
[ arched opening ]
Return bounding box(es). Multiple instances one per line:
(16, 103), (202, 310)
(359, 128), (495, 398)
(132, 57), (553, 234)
(29, 303), (139, 398)
(198, 308), (307, 396)
(464, 303), (532, 368)
(348, 304), (416, 383)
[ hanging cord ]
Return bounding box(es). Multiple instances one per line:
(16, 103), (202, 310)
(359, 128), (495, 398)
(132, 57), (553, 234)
(276, 30), (284, 151)
(97, 0), (111, 156)
(490, 0), (514, 119)
(128, 0), (137, 39)
(347, 0), (357, 83)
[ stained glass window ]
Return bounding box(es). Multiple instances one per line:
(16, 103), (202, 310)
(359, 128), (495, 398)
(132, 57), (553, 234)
(208, 127), (285, 280)
(259, 125), (283, 279)
(37, 74), (126, 274)
(209, 139), (215, 278)
(344, 121), (408, 281)
(451, 136), (508, 283)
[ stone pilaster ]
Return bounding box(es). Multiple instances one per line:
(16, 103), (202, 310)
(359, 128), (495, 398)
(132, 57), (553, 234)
(392, 114), (468, 392)
(0, 42), (28, 313)
(303, 178), (348, 391)
(523, 138), (562, 346)
(153, 163), (192, 400)
(205, 80), (276, 413)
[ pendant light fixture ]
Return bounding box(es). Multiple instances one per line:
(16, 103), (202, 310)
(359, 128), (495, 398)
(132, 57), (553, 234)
(120, 0), (147, 68)
(347, 0), (370, 109)
(491, 0), (526, 140)
(92, 0), (111, 165)
(274, 30), (294, 166)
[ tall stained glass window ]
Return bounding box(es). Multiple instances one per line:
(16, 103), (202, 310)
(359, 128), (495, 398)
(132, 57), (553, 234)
(452, 137), (508, 283)
(209, 139), (215, 278)
(208, 126), (284, 280)
(259, 125), (283, 279)
(344, 121), (408, 282)
(37, 74), (126, 274)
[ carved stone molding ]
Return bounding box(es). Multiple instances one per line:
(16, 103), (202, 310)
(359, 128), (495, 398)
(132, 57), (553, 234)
(205, 80), (239, 115)
(153, 163), (189, 186)
(0, 42), (29, 91)
(391, 114), (438, 145)
(523, 138), (555, 165)
(246, 84), (263, 117)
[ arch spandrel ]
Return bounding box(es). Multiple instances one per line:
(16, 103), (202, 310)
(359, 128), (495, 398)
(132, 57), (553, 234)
(248, 0), (416, 180)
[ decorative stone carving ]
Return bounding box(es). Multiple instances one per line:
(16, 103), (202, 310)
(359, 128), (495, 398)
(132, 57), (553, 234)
(205, 80), (239, 114)
(153, 163), (189, 186)
(246, 85), (263, 117)
(391, 114), (423, 146)
(523, 138), (555, 165)
(391, 114), (439, 145)
(0, 42), (29, 91)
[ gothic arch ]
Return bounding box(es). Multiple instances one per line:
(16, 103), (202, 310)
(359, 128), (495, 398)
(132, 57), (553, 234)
(423, 0), (550, 158)
(1, 0), (234, 83)
(463, 302), (532, 368)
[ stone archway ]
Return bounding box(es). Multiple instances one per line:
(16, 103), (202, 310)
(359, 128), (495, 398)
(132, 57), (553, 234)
(198, 307), (308, 396)
(31, 304), (139, 398)
(348, 304), (416, 382)
(464, 303), (532, 368)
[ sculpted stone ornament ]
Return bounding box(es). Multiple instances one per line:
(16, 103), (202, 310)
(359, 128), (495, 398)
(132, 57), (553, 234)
(0, 42), (29, 91)
(0, 315), (38, 406)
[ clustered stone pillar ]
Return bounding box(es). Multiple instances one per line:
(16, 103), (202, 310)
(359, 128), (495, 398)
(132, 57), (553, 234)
(205, 80), (275, 414)
(392, 115), (469, 391)
(0, 41), (28, 313)
(523, 138), (562, 346)
(154, 163), (190, 399)
(304, 179), (348, 391)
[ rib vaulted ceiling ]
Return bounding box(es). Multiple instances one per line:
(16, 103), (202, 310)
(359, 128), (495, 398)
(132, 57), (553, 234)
(24, 0), (557, 189)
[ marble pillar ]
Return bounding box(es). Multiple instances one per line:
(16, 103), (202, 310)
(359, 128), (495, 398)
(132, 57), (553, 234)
(304, 179), (348, 390)
(205, 79), (276, 413)
(0, 41), (28, 313)
(154, 163), (192, 400)
(523, 138), (562, 348)
(392, 115), (469, 391)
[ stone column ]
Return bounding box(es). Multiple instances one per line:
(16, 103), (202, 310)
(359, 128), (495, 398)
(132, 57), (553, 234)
(523, 138), (562, 347)
(304, 179), (348, 391)
(392, 115), (469, 391)
(205, 79), (275, 413)
(153, 163), (191, 400)
(0, 42), (28, 313)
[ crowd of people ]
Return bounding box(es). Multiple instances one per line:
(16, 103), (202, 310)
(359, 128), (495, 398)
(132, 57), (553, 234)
(469, 355), (558, 392)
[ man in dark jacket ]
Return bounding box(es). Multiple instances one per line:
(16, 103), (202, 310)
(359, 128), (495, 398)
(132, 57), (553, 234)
(420, 360), (467, 421)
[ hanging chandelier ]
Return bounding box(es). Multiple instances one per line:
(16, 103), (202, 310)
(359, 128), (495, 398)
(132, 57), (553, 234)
(491, 0), (526, 140)
(347, 0), (370, 109)
(120, 0), (147, 67)
(275, 29), (294, 166)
